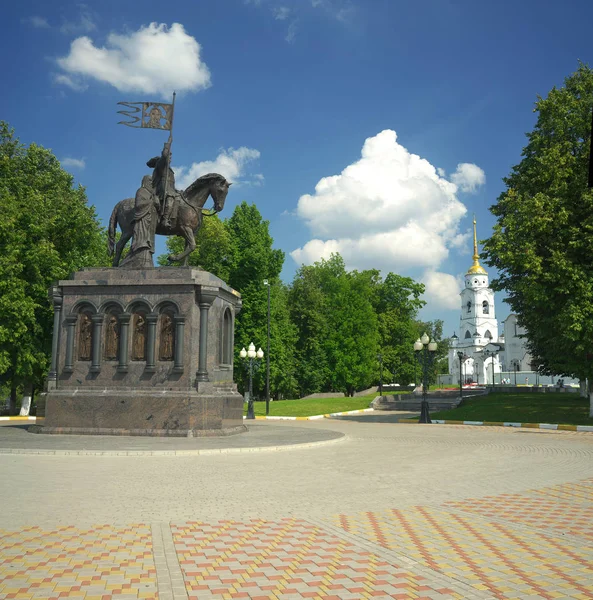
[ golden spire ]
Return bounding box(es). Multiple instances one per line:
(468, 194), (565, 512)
(467, 215), (487, 275)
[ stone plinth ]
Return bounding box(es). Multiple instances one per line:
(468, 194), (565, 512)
(36, 267), (245, 436)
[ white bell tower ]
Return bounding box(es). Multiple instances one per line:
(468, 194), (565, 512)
(448, 218), (501, 385)
(459, 218), (498, 344)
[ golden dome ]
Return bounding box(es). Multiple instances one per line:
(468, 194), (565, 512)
(467, 217), (487, 275)
(467, 262), (487, 275)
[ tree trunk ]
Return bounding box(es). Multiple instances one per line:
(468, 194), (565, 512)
(9, 385), (17, 416)
(579, 379), (587, 398)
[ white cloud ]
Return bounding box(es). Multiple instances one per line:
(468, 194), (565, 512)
(56, 22), (211, 98)
(285, 20), (298, 43)
(61, 157), (86, 169)
(60, 5), (97, 35)
(23, 16), (50, 29)
(421, 270), (461, 311)
(290, 129), (482, 310)
(53, 73), (88, 91)
(450, 162), (486, 193)
(273, 6), (291, 20)
(174, 147), (261, 189)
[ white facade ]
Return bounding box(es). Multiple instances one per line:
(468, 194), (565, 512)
(448, 219), (502, 384)
(501, 314), (533, 372)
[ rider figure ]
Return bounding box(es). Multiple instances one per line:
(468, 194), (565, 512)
(146, 140), (178, 228)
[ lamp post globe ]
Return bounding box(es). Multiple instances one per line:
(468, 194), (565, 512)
(414, 333), (437, 424)
(241, 342), (264, 420)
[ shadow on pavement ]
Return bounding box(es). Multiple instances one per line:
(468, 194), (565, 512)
(329, 411), (419, 423)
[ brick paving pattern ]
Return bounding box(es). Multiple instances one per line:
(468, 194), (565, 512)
(0, 524), (157, 599)
(172, 519), (466, 599)
(1, 422), (593, 599)
(329, 479), (593, 599)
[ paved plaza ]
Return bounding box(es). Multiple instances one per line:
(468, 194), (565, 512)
(1, 418), (592, 599)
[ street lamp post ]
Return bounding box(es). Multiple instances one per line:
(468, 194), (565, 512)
(240, 342), (264, 419)
(457, 351), (465, 400)
(263, 279), (271, 415)
(484, 349), (496, 391)
(377, 353), (383, 396)
(414, 333), (438, 424)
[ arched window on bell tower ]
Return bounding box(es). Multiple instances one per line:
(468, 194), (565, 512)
(466, 301), (471, 313)
(482, 300), (489, 314)
(464, 330), (471, 339)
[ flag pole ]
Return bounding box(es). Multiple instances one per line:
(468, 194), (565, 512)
(162, 92), (176, 209)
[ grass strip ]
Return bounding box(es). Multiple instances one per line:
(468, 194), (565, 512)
(426, 392), (593, 426)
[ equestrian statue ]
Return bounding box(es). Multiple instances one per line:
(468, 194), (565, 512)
(108, 94), (231, 268)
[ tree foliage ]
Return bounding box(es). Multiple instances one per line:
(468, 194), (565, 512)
(482, 63), (593, 383)
(163, 202), (297, 398)
(288, 256), (426, 395)
(0, 123), (109, 409)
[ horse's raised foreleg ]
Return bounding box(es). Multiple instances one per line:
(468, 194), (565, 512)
(167, 226), (196, 266)
(113, 232), (132, 267)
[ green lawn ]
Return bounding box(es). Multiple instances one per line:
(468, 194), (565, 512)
(246, 394), (381, 417)
(428, 392), (593, 426)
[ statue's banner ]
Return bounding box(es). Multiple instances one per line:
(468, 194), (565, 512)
(117, 101), (174, 130)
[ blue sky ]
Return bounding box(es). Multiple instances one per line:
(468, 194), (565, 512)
(3, 0), (593, 339)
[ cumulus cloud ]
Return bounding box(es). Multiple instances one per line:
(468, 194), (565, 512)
(56, 22), (211, 97)
(174, 147), (261, 189)
(60, 5), (97, 35)
(61, 157), (86, 169)
(421, 270), (462, 311)
(23, 16), (50, 29)
(451, 162), (486, 193)
(290, 129), (482, 310)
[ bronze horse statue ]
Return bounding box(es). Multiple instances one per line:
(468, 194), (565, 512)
(108, 173), (231, 267)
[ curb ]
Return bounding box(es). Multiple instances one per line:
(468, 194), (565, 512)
(0, 433), (347, 456)
(0, 416), (37, 421)
(397, 418), (593, 432)
(243, 408), (375, 421)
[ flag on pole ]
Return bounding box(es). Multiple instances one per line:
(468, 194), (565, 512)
(117, 101), (174, 130)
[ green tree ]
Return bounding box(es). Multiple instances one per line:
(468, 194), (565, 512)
(329, 267), (380, 396)
(288, 262), (332, 396)
(225, 203), (296, 399)
(159, 214), (233, 281)
(375, 273), (426, 385)
(162, 201), (297, 399)
(289, 255), (380, 396)
(415, 319), (449, 386)
(0, 123), (109, 413)
(482, 63), (593, 413)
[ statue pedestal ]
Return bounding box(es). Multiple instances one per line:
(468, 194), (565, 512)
(36, 267), (245, 436)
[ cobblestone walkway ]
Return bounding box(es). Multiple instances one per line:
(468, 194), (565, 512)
(1, 422), (592, 599)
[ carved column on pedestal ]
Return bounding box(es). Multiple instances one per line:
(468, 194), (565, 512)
(63, 315), (77, 374)
(196, 288), (217, 382)
(48, 287), (63, 384)
(117, 313), (131, 373)
(90, 314), (104, 373)
(145, 313), (158, 373)
(172, 316), (185, 374)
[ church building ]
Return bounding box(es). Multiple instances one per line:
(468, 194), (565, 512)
(448, 219), (502, 385)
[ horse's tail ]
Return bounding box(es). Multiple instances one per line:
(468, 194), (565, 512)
(107, 203), (119, 256)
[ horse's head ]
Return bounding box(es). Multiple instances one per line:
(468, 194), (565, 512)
(209, 174), (232, 213)
(183, 173), (232, 214)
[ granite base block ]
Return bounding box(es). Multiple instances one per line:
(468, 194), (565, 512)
(36, 390), (244, 436)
